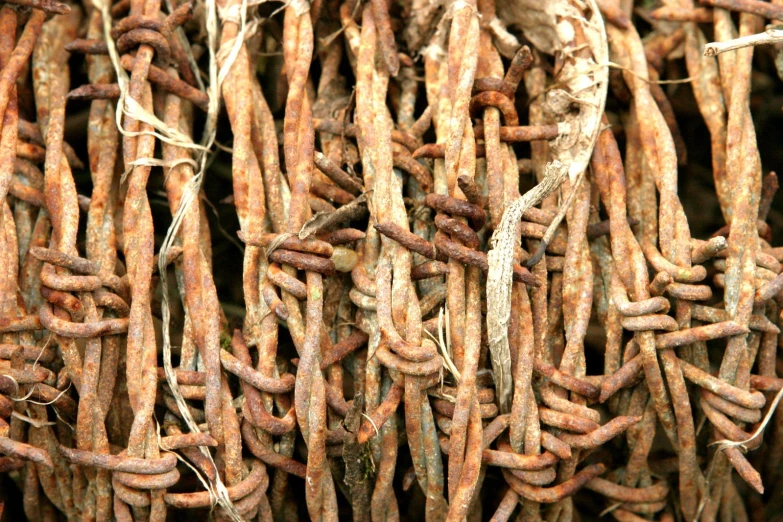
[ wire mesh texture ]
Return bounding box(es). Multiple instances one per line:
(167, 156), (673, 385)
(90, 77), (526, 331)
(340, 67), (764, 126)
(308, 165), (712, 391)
(1, 0), (783, 520)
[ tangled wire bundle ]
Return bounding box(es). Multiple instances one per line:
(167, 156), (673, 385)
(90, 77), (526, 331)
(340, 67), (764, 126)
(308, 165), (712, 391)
(1, 0), (783, 519)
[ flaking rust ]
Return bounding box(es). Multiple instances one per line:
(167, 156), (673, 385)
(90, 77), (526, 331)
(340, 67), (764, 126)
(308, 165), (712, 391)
(0, 0), (783, 520)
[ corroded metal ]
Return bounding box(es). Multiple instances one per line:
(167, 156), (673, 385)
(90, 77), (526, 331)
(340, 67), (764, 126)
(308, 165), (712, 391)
(1, 0), (783, 520)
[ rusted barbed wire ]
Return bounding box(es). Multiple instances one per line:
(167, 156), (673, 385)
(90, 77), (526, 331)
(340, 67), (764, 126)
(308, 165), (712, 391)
(1, 0), (783, 520)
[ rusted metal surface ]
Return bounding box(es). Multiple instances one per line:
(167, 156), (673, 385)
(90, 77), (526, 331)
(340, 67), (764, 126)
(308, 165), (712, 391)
(0, 0), (783, 520)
